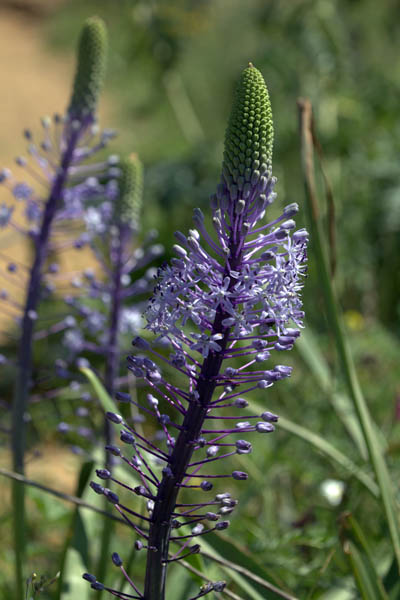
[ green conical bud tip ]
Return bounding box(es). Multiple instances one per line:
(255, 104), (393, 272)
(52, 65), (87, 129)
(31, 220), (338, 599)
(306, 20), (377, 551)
(114, 154), (144, 230)
(68, 17), (108, 117)
(222, 63), (273, 192)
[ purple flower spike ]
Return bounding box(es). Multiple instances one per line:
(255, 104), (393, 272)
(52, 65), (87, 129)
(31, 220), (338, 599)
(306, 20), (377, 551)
(101, 64), (307, 600)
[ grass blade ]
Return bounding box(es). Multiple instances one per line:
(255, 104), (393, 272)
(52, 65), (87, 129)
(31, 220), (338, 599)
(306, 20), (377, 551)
(247, 400), (379, 498)
(57, 460), (94, 600)
(199, 535), (298, 600)
(79, 367), (117, 413)
(340, 512), (388, 600)
(298, 98), (400, 571)
(296, 329), (368, 459)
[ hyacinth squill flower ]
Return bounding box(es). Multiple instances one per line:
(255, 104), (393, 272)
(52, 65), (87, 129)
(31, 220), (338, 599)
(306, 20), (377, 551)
(3, 17), (110, 599)
(85, 63), (308, 599)
(53, 153), (163, 583)
(55, 155), (163, 454)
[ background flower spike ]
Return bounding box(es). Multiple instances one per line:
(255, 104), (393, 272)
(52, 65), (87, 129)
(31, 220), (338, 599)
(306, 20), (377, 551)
(67, 16), (108, 119)
(114, 153), (144, 232)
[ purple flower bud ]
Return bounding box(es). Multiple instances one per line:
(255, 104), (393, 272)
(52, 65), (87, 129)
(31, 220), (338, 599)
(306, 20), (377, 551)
(224, 367), (238, 377)
(111, 552), (123, 567)
(205, 512), (219, 521)
(132, 336), (151, 350)
(192, 523), (204, 535)
(106, 411), (123, 424)
(105, 444), (121, 456)
(83, 573), (97, 583)
(207, 445), (219, 457)
(135, 541), (143, 550)
(256, 422), (275, 433)
(200, 481), (213, 491)
(234, 398), (249, 408)
(90, 482), (104, 495)
(261, 411), (279, 423)
(213, 581), (226, 592)
(173, 244), (187, 258)
(148, 394), (159, 408)
(104, 488), (119, 504)
(219, 506), (234, 515)
(96, 468), (111, 480)
(258, 379), (273, 389)
(116, 391), (131, 402)
(57, 422), (70, 434)
(274, 228), (287, 240)
(293, 228), (308, 242)
(236, 440), (252, 454)
(215, 520), (230, 530)
(284, 202), (299, 216)
(120, 430), (135, 444)
(256, 351), (271, 362)
(281, 219), (296, 230)
(275, 342), (292, 351)
(91, 581), (105, 591)
(235, 421), (251, 429)
(221, 498), (237, 507)
(232, 470), (248, 481)
(215, 493), (231, 501)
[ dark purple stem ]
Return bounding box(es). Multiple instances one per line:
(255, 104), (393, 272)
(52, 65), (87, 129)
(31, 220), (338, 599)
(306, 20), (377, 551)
(12, 121), (86, 473)
(11, 117), (90, 599)
(104, 226), (127, 466)
(143, 241), (240, 600)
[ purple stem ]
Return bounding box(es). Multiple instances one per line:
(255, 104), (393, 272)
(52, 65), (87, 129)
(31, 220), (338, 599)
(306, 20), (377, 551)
(104, 226), (127, 466)
(11, 117), (90, 599)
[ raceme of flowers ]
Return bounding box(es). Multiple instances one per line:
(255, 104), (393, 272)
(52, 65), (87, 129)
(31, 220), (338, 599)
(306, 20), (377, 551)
(56, 156), (163, 455)
(85, 63), (308, 600)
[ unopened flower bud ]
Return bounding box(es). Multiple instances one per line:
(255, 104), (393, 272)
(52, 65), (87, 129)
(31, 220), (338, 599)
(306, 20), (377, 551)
(68, 17), (107, 118)
(111, 552), (123, 567)
(256, 422), (275, 433)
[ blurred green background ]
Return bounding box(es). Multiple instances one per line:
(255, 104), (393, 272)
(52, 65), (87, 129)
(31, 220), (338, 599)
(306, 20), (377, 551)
(1, 0), (400, 598)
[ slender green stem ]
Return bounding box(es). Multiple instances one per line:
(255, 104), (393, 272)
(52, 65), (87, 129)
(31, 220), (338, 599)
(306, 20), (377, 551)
(197, 550), (299, 600)
(177, 559), (245, 600)
(298, 98), (400, 571)
(0, 466), (124, 524)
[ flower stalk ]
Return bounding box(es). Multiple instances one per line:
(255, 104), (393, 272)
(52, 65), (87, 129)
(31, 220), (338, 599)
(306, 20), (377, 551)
(10, 17), (107, 598)
(97, 155), (145, 583)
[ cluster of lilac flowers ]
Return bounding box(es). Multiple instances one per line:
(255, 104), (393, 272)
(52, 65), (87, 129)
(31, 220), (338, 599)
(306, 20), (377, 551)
(85, 64), (308, 600)
(0, 122), (117, 336)
(56, 207), (163, 457)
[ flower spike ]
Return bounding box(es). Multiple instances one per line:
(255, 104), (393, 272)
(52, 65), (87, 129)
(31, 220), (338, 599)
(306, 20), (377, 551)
(97, 65), (308, 600)
(68, 16), (108, 118)
(114, 153), (144, 231)
(222, 62), (274, 196)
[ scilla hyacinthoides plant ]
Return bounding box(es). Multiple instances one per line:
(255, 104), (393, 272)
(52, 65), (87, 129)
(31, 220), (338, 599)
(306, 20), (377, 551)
(3, 17), (109, 598)
(56, 154), (163, 581)
(85, 63), (308, 599)
(54, 154), (162, 462)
